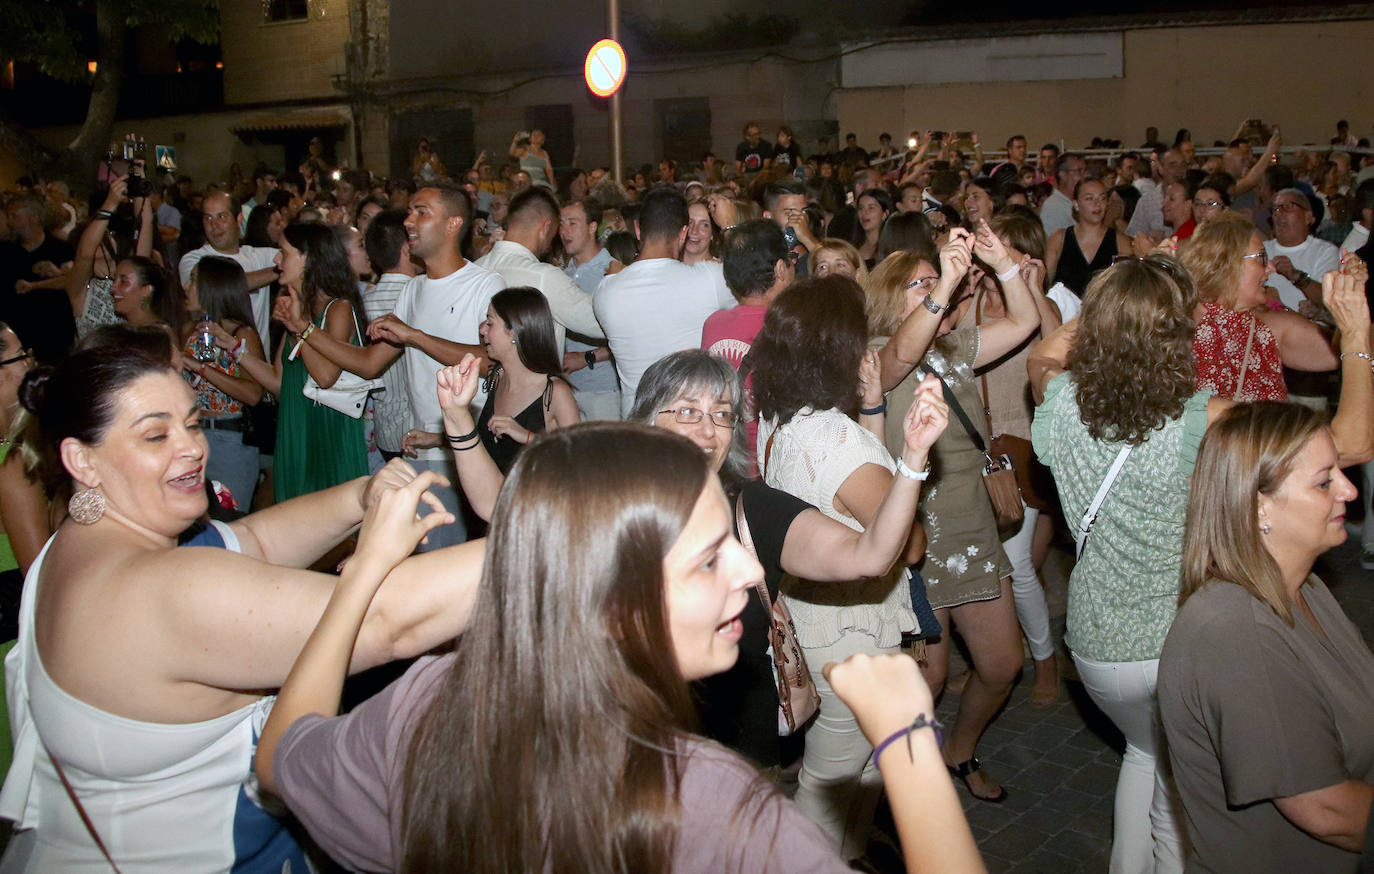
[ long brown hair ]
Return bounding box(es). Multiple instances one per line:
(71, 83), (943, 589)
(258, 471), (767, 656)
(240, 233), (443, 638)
(400, 423), (712, 873)
(1180, 402), (1327, 625)
(1067, 255), (1197, 445)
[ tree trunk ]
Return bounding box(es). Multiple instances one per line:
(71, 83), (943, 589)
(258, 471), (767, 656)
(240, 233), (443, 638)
(58, 0), (127, 191)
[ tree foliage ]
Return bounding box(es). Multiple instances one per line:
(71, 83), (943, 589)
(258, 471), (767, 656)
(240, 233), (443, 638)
(0, 0), (219, 186)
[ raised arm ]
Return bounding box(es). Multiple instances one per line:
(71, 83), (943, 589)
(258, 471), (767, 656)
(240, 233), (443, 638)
(778, 377), (947, 580)
(437, 355), (505, 521)
(879, 229), (973, 391)
(254, 472), (453, 795)
(135, 194), (154, 258)
(1236, 129), (1281, 196)
(66, 179), (127, 317)
(1027, 318), (1076, 404)
(971, 219), (1041, 367)
(827, 654), (987, 874)
(1323, 270), (1374, 466)
(188, 323), (267, 406)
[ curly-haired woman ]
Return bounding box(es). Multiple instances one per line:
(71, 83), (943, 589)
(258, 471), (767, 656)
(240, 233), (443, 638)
(1028, 256), (1231, 874)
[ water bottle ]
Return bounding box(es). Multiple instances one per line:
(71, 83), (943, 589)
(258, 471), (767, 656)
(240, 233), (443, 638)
(192, 313), (217, 363)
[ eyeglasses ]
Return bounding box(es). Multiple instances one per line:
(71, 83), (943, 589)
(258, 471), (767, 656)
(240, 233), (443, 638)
(1193, 199), (1222, 209)
(0, 349), (32, 367)
(658, 406), (738, 429)
(1242, 251), (1268, 268)
(1273, 201), (1309, 214)
(905, 276), (939, 291)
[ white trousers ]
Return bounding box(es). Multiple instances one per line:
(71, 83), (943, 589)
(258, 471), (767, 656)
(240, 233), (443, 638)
(1004, 505), (1055, 661)
(794, 630), (901, 860)
(1072, 653), (1184, 874)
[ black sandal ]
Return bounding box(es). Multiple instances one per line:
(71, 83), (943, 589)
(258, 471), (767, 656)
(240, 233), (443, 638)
(947, 757), (1007, 803)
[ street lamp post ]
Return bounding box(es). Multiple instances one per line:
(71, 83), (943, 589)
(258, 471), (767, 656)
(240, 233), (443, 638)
(609, 0), (623, 183)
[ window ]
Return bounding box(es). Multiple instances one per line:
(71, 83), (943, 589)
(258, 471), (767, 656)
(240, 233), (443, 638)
(265, 0), (308, 23)
(655, 98), (711, 166)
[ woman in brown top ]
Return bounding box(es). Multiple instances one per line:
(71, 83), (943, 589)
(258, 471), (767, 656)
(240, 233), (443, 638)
(1159, 398), (1374, 873)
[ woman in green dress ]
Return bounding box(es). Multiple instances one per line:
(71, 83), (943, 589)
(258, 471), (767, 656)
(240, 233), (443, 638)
(239, 223), (369, 502)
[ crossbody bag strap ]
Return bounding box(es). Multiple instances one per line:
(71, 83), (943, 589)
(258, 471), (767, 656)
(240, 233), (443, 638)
(973, 292), (995, 424)
(734, 493), (774, 613)
(921, 364), (989, 456)
(1235, 316), (1257, 401)
(1075, 445), (1134, 561)
(49, 751), (123, 873)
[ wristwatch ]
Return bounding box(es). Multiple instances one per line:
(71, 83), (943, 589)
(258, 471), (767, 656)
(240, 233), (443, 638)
(583, 350), (596, 370)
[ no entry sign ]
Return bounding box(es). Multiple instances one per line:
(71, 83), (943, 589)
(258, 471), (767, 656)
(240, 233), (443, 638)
(584, 39), (627, 98)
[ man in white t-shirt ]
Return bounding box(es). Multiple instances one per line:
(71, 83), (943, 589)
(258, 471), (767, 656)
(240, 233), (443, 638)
(286, 182), (503, 549)
(594, 188), (733, 415)
(1264, 188), (1340, 312)
(177, 191), (279, 345)
(1126, 148), (1187, 239)
(474, 186), (603, 353)
(1037, 154), (1084, 235)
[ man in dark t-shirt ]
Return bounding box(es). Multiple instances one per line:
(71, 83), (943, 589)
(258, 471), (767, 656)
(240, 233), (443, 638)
(0, 195), (76, 364)
(734, 122), (771, 176)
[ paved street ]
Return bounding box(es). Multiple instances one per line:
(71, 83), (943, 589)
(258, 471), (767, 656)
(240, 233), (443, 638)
(887, 533), (1373, 874)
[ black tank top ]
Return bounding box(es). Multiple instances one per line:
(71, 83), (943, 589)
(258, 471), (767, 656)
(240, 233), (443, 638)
(477, 375), (553, 474)
(1053, 226), (1118, 297)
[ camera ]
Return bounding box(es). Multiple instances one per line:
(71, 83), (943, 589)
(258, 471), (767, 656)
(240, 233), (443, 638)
(106, 134), (154, 197)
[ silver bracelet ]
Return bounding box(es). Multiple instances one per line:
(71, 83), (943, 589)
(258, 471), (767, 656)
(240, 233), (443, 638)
(922, 295), (948, 315)
(1340, 351), (1373, 364)
(895, 456), (930, 481)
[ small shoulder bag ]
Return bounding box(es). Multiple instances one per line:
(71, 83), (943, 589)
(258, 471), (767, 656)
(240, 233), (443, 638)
(299, 299), (384, 418)
(922, 365), (1024, 537)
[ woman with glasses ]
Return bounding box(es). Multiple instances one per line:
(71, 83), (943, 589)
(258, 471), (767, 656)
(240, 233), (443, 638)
(864, 223), (1042, 804)
(0, 324), (49, 639)
(433, 348), (944, 780)
(1046, 178), (1132, 297)
(1179, 210), (1367, 405)
(1190, 175), (1233, 226)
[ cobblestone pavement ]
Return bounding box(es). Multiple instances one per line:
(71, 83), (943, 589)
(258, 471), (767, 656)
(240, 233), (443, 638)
(869, 535), (1372, 874)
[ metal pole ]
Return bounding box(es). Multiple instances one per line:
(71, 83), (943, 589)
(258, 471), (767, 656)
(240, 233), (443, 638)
(609, 0), (623, 183)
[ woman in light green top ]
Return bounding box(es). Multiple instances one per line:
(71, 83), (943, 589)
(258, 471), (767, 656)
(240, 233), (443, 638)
(0, 323), (54, 640)
(1029, 258), (1372, 874)
(1029, 256), (1225, 874)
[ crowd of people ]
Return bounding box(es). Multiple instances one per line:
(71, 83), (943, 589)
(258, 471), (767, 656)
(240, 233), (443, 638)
(0, 113), (1368, 872)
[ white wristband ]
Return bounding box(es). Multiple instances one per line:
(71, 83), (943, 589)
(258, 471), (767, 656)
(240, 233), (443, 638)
(995, 264), (1020, 283)
(895, 456), (930, 481)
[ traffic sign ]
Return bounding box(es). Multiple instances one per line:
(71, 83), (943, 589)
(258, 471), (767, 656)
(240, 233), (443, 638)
(584, 39), (627, 98)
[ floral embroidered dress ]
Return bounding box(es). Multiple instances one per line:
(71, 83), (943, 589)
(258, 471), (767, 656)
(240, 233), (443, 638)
(883, 326), (1010, 610)
(1192, 301), (1286, 401)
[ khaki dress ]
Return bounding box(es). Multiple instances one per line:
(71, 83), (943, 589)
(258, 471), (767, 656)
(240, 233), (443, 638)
(872, 325), (1010, 610)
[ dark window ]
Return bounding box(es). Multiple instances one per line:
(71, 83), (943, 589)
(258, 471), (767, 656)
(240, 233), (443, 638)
(655, 98), (711, 166)
(265, 0), (308, 23)
(392, 108), (474, 181)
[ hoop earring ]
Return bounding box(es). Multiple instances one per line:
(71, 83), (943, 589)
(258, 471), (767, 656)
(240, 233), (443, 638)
(68, 487), (106, 525)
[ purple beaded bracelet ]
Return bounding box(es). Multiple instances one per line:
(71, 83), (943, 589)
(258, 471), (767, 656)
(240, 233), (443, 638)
(872, 713), (944, 767)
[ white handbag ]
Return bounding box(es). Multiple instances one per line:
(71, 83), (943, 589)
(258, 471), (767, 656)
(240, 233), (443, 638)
(299, 299), (383, 419)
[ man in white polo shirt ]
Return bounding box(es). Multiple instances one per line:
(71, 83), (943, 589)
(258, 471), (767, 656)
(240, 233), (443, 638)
(594, 187), (733, 415)
(177, 191), (279, 345)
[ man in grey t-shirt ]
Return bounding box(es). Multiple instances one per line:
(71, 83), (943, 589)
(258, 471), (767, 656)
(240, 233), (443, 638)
(559, 197), (622, 420)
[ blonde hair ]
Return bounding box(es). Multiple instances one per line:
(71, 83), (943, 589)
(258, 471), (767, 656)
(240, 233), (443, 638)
(1180, 401), (1328, 625)
(1178, 210), (1255, 308)
(861, 249), (929, 337)
(813, 237), (868, 284)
